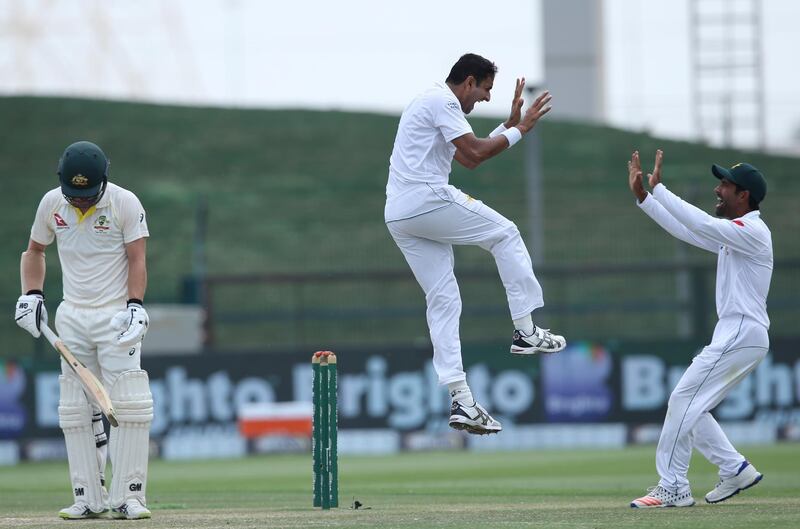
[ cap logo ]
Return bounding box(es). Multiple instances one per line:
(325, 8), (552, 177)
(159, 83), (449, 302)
(731, 163), (744, 169)
(71, 174), (89, 187)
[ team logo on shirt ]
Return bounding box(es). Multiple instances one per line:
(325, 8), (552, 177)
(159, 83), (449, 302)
(446, 101), (461, 111)
(54, 213), (69, 229)
(93, 215), (111, 233)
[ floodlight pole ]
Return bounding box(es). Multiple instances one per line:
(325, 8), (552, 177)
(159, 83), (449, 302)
(524, 85), (545, 265)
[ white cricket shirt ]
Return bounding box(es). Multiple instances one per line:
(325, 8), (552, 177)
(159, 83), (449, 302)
(30, 183), (149, 308)
(638, 183), (772, 328)
(385, 82), (473, 222)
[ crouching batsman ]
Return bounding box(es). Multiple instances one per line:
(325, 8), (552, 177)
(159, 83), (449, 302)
(628, 150), (771, 508)
(16, 141), (153, 519)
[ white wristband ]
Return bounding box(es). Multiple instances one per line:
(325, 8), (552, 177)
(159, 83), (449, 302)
(489, 123), (507, 138)
(500, 127), (522, 147)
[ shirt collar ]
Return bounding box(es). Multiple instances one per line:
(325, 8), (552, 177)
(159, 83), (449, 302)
(740, 210), (761, 220)
(95, 185), (111, 208)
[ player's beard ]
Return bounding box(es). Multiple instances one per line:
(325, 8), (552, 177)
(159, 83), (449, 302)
(715, 194), (730, 218)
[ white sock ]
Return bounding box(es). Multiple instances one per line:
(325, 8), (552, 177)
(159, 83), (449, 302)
(447, 380), (474, 405)
(513, 315), (534, 335)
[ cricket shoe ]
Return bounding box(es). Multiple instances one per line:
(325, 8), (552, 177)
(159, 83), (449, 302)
(448, 399), (502, 435)
(705, 461), (763, 504)
(631, 485), (695, 508)
(510, 326), (566, 355)
(58, 502), (108, 520)
(111, 498), (152, 520)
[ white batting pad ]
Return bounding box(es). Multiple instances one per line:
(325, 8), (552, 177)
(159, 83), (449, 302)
(109, 370), (153, 509)
(59, 375), (106, 512)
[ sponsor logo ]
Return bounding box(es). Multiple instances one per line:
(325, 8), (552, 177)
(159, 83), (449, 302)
(54, 213), (69, 229)
(74, 487), (84, 496)
(542, 342), (612, 421)
(140, 213), (144, 223)
(129, 483), (142, 492)
(446, 100), (461, 112)
(732, 220), (745, 227)
(128, 348), (136, 356)
(71, 174), (89, 187)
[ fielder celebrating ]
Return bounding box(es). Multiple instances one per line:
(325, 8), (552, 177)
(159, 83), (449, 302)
(15, 141), (154, 520)
(628, 150), (771, 508)
(385, 53), (566, 435)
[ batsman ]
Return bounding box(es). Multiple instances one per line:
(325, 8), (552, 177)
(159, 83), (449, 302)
(15, 141), (154, 520)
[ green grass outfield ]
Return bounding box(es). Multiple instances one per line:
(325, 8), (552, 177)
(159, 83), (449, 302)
(1, 444), (798, 528)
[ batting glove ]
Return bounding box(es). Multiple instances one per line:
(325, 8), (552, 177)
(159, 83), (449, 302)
(15, 291), (48, 338)
(111, 299), (149, 346)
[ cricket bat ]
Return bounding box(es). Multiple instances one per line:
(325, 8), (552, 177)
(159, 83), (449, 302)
(41, 325), (119, 427)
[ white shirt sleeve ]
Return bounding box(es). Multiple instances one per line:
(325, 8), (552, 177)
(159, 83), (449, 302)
(117, 190), (149, 244)
(652, 183), (769, 256)
(637, 192), (719, 253)
(433, 94), (473, 143)
(30, 192), (56, 246)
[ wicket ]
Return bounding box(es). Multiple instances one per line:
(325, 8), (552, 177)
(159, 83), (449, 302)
(312, 351), (338, 509)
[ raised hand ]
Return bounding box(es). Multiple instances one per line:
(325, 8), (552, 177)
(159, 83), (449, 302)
(517, 90), (552, 134)
(628, 151), (647, 202)
(504, 78), (526, 128)
(648, 149), (663, 188)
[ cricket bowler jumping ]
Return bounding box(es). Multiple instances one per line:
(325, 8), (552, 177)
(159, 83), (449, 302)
(385, 53), (567, 436)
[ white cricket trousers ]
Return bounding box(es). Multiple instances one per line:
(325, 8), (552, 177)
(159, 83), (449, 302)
(386, 190), (543, 385)
(656, 315), (769, 492)
(55, 301), (143, 389)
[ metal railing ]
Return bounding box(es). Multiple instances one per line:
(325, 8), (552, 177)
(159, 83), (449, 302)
(197, 260), (800, 352)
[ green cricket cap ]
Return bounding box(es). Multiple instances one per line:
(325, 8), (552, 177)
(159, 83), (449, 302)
(711, 162), (767, 204)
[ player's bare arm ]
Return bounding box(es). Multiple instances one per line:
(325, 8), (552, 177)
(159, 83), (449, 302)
(452, 134), (511, 168)
(16, 239), (49, 338)
(453, 90), (552, 168)
(628, 151), (647, 202)
(125, 238), (147, 301)
(453, 148), (479, 169)
(110, 237), (149, 346)
(20, 239), (48, 293)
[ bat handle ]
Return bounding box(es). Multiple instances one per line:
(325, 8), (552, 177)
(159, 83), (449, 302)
(40, 325), (60, 349)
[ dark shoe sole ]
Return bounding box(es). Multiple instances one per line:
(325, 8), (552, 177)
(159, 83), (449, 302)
(510, 345), (566, 355)
(449, 420), (501, 435)
(59, 511), (107, 520)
